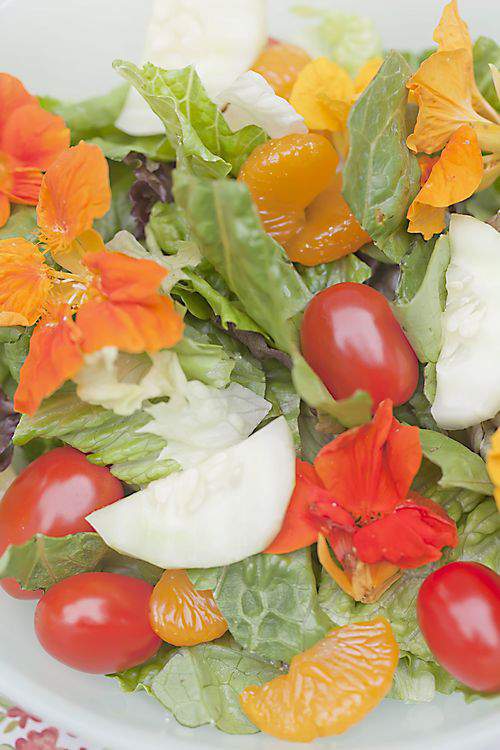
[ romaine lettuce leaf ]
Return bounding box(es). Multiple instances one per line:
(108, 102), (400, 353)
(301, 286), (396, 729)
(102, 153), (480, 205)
(189, 548), (332, 663)
(40, 85), (174, 162)
(418, 429), (493, 496)
(114, 61), (267, 178)
(343, 52), (420, 262)
(110, 646), (171, 695)
(150, 636), (280, 734)
(94, 162), (136, 241)
(114, 636), (279, 734)
(473, 37), (500, 111)
(0, 532), (108, 591)
(174, 169), (310, 351)
(298, 253), (372, 294)
(390, 654), (458, 702)
(0, 390), (19, 472)
(393, 236), (450, 363)
(0, 206), (37, 241)
(184, 319), (266, 397)
(101, 550), (163, 587)
(458, 498), (500, 571)
(294, 7), (382, 76)
(173, 169), (372, 428)
(13, 387), (177, 486)
(39, 85), (128, 140)
(262, 360), (300, 445)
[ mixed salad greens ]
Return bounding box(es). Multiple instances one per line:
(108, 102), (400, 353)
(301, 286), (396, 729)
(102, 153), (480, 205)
(0, 0), (499, 742)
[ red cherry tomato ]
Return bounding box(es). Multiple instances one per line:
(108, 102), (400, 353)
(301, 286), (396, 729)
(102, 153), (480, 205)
(300, 283), (419, 408)
(417, 562), (500, 693)
(35, 572), (161, 674)
(0, 447), (123, 599)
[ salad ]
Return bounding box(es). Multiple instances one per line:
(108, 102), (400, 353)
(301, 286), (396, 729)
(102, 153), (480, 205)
(0, 0), (499, 742)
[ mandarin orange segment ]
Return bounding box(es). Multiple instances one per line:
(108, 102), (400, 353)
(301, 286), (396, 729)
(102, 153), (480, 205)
(239, 134), (370, 265)
(240, 618), (398, 742)
(149, 569), (228, 647)
(287, 173), (372, 265)
(252, 43), (312, 100)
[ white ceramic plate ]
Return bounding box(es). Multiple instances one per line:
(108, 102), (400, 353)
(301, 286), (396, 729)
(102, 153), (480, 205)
(0, 1), (499, 749)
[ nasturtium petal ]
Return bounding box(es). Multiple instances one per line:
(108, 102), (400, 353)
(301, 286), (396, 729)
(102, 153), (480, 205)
(433, 0), (499, 121)
(265, 459), (323, 555)
(55, 228), (107, 275)
(407, 49), (486, 154)
(353, 56), (384, 94)
(0, 73), (37, 136)
(487, 429), (500, 511)
(407, 124), (483, 239)
(77, 296), (184, 355)
(84, 250), (168, 302)
(354, 495), (458, 569)
(1, 103), (69, 171)
(290, 57), (356, 131)
(14, 304), (84, 415)
(37, 141), (111, 260)
(314, 400), (422, 521)
(0, 237), (51, 326)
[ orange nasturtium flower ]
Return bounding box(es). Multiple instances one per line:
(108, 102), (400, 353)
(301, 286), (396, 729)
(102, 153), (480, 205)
(407, 124), (483, 239)
(13, 250), (184, 415)
(266, 400), (458, 603)
(289, 55), (383, 154)
(37, 141), (111, 273)
(486, 430), (500, 511)
(76, 251), (184, 355)
(0, 140), (184, 415)
(407, 1), (500, 160)
(0, 73), (69, 227)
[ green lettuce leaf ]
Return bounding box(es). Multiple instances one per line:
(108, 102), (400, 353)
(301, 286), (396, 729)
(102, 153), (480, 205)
(393, 235), (449, 363)
(111, 647), (172, 694)
(343, 52), (420, 262)
(39, 85), (128, 140)
(473, 37), (500, 111)
(298, 402), (336, 462)
(294, 7), (382, 76)
(114, 61), (266, 178)
(101, 551), (163, 586)
(189, 549), (332, 663)
(262, 360), (300, 444)
(147, 201), (190, 250)
(1, 332), (31, 383)
(390, 654), (458, 702)
(184, 318), (266, 397)
(174, 169), (372, 427)
(180, 269), (265, 334)
(40, 85), (173, 162)
(13, 387), (177, 486)
(461, 179), (500, 221)
(0, 532), (108, 591)
(94, 162), (136, 241)
(0, 206), (37, 241)
(418, 429), (493, 495)
(458, 498), (500, 570)
(150, 636), (280, 734)
(173, 335), (234, 388)
(298, 254), (372, 294)
(319, 564), (433, 659)
(174, 169), (310, 351)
